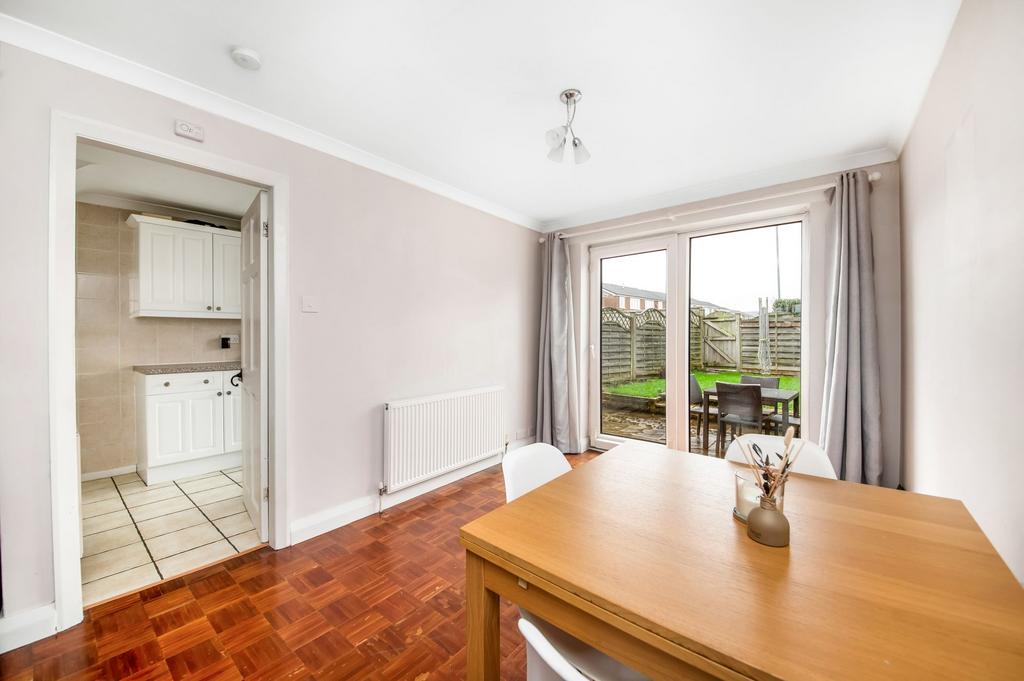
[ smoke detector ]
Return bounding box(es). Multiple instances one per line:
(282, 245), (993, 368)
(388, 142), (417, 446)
(230, 47), (262, 71)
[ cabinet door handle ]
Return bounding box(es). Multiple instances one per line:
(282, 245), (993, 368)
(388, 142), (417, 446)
(163, 381), (171, 387)
(206, 305), (212, 310)
(216, 306), (222, 311)
(217, 391), (223, 396)
(203, 379), (209, 384)
(226, 390), (232, 395)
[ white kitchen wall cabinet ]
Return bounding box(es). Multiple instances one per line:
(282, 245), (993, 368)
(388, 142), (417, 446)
(135, 369), (243, 484)
(128, 214), (241, 319)
(213, 234), (242, 315)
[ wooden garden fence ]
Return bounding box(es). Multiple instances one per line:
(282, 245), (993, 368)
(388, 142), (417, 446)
(689, 308), (801, 376)
(600, 306), (802, 386)
(600, 308), (666, 385)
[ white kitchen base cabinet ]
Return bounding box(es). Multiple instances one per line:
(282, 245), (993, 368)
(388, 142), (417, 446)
(136, 370), (242, 484)
(128, 214), (241, 320)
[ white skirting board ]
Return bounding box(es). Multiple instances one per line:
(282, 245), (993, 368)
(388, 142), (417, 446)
(0, 604), (56, 654)
(289, 438), (535, 545)
(81, 465), (137, 482)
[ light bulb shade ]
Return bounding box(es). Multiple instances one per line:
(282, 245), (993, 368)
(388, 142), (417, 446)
(545, 125), (568, 149)
(547, 139), (566, 162)
(572, 137), (591, 164)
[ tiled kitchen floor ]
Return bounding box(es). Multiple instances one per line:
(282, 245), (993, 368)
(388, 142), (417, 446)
(80, 467), (262, 606)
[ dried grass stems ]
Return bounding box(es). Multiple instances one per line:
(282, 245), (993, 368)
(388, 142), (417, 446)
(737, 427), (804, 501)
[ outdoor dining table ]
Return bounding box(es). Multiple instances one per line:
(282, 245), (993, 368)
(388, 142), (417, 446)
(702, 384), (799, 452)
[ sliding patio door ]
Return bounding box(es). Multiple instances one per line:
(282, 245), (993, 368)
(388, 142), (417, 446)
(683, 221), (804, 455)
(589, 237), (677, 450)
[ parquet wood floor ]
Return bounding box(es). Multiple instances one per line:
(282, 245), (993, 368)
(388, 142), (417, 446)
(1, 451), (600, 681)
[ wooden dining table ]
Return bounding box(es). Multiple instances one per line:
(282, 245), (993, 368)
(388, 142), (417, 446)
(460, 444), (1024, 680)
(703, 385), (799, 452)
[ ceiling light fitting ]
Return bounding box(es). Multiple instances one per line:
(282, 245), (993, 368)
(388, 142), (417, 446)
(545, 88), (590, 164)
(230, 47), (262, 71)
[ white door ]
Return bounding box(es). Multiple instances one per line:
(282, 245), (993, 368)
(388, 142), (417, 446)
(240, 191), (269, 541)
(213, 234), (242, 315)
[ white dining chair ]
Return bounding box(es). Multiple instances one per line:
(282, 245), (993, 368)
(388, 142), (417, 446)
(503, 443), (649, 681)
(725, 434), (838, 480)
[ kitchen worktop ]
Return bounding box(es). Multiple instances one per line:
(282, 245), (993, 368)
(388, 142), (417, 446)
(133, 361), (241, 375)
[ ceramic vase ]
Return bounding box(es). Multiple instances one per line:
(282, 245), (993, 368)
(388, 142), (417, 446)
(746, 495), (789, 547)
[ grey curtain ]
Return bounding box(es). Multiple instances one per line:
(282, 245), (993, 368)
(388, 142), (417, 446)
(821, 170), (883, 484)
(536, 236), (582, 453)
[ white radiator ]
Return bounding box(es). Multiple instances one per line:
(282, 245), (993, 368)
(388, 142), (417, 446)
(383, 386), (504, 494)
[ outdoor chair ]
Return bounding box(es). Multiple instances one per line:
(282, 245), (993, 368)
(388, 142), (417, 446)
(741, 375), (783, 430)
(740, 375), (780, 390)
(765, 413), (801, 438)
(715, 382), (763, 456)
(688, 374), (716, 446)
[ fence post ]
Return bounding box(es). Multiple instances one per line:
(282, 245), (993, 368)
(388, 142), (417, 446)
(697, 309), (704, 370)
(734, 313), (742, 370)
(629, 314), (637, 382)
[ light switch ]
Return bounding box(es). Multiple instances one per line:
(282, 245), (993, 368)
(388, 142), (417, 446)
(301, 296), (320, 313)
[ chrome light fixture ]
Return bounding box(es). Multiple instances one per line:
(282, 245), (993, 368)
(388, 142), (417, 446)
(546, 89), (590, 164)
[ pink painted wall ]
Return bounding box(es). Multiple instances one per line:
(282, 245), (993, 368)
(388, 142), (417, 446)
(901, 0), (1024, 580)
(0, 45), (540, 615)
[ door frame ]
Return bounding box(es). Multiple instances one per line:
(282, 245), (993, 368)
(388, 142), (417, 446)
(678, 214), (810, 453)
(48, 111), (291, 631)
(588, 235), (679, 451)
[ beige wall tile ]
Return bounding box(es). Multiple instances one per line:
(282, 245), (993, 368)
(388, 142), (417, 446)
(77, 372), (119, 399)
(80, 442), (123, 475)
(118, 227), (138, 255)
(76, 273), (117, 300)
(76, 202), (123, 227)
(79, 421), (120, 448)
(77, 396), (120, 427)
(77, 298), (118, 335)
(77, 346), (119, 374)
(156, 319), (194, 363)
(77, 223), (118, 251)
(118, 251), (136, 275)
(76, 325), (118, 351)
(76, 248), (118, 275)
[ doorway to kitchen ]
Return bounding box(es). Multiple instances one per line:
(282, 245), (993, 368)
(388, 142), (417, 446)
(48, 113), (290, 633)
(73, 141), (268, 606)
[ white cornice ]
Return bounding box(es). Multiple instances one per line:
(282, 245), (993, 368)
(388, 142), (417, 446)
(1, 13), (901, 234)
(0, 13), (542, 230)
(540, 147), (899, 232)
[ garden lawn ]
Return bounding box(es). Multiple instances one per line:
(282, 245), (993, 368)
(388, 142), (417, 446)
(605, 371), (800, 398)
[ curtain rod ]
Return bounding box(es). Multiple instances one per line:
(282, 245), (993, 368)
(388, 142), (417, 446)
(537, 170), (882, 243)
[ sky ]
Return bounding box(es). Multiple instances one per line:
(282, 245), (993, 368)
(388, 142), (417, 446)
(601, 222), (801, 312)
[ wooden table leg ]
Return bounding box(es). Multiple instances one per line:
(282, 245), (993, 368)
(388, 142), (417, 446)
(466, 550), (500, 681)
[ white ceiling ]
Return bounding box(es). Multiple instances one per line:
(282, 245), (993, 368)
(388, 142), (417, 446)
(1, 1), (960, 229)
(77, 143), (260, 217)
